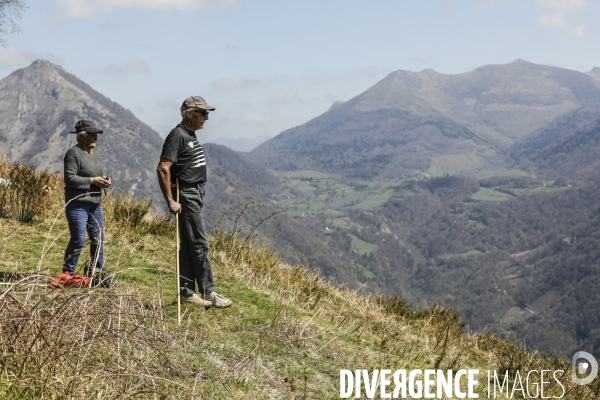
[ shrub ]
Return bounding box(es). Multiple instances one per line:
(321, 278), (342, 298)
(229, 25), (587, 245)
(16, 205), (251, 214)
(102, 188), (152, 230)
(0, 159), (52, 223)
(143, 213), (175, 237)
(102, 189), (174, 239)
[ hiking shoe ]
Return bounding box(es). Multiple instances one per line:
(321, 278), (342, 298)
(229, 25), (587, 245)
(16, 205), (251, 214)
(91, 270), (113, 288)
(50, 272), (91, 288)
(182, 293), (212, 307)
(205, 292), (232, 309)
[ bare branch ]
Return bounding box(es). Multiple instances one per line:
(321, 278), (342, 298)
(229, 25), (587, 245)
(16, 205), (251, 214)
(0, 0), (27, 47)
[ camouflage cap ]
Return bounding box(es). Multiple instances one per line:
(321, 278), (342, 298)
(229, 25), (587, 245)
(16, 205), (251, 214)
(180, 96), (216, 112)
(69, 120), (103, 134)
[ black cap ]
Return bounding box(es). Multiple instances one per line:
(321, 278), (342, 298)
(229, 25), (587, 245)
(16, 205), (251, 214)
(70, 120), (103, 134)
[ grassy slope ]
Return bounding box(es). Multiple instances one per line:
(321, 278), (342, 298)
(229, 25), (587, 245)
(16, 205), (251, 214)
(0, 182), (596, 398)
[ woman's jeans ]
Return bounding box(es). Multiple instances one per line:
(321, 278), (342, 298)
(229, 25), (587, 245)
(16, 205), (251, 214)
(63, 201), (105, 275)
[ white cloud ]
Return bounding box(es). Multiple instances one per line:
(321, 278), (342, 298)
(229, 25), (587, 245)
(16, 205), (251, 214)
(101, 60), (151, 74)
(535, 0), (590, 37)
(55, 0), (240, 18)
(211, 76), (260, 90)
(0, 48), (62, 69)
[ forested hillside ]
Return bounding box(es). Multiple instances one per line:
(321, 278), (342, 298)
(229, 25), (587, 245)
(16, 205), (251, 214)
(202, 143), (355, 282)
(202, 141), (600, 356)
(349, 175), (600, 355)
(510, 109), (600, 182)
(212, 102), (600, 355)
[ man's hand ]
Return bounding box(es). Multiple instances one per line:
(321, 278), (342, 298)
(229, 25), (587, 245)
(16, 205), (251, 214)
(91, 177), (111, 188)
(168, 200), (182, 214)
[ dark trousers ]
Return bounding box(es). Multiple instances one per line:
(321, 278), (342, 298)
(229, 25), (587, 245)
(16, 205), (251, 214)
(176, 185), (215, 297)
(63, 201), (105, 275)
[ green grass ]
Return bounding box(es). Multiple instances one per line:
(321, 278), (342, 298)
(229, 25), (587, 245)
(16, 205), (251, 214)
(357, 263), (376, 280)
(525, 185), (568, 194)
(329, 216), (364, 231)
(350, 234), (379, 255)
(351, 189), (395, 210)
(472, 187), (512, 201)
(283, 178), (399, 211)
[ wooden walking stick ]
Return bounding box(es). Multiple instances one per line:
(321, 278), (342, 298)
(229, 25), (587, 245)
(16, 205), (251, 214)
(176, 178), (181, 326)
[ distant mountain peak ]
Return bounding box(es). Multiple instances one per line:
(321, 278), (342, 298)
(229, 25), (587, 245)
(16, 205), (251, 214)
(31, 59), (52, 66)
(0, 60), (164, 199)
(586, 67), (600, 81)
(28, 59), (62, 70)
(418, 68), (438, 76)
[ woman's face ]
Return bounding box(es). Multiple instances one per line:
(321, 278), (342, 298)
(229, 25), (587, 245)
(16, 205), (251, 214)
(81, 132), (99, 149)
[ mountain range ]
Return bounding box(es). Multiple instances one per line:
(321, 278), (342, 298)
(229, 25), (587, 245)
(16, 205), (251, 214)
(249, 59), (600, 179)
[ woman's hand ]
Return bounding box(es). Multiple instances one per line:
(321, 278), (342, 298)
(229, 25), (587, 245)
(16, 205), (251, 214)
(90, 177), (111, 188)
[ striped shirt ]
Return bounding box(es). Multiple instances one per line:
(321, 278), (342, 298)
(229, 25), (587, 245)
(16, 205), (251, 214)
(160, 124), (207, 184)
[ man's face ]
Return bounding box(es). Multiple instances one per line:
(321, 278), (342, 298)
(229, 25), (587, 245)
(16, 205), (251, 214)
(187, 109), (209, 130)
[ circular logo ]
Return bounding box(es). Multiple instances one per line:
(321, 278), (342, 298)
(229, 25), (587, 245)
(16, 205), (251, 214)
(572, 351), (598, 385)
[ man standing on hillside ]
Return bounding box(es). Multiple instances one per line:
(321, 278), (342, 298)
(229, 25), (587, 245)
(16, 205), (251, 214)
(156, 96), (232, 308)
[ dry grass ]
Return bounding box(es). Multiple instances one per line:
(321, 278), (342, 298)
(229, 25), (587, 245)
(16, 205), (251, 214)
(0, 281), (202, 398)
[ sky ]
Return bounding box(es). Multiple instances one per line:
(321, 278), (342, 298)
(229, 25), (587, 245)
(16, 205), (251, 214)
(0, 0), (598, 143)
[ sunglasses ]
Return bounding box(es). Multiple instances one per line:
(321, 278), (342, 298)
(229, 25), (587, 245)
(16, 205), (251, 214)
(193, 109), (209, 117)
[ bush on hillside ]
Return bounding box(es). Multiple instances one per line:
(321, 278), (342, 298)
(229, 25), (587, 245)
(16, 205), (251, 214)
(102, 189), (174, 239)
(0, 157), (52, 223)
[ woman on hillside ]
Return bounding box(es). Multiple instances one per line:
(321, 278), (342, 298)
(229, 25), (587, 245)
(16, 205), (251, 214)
(62, 119), (111, 286)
